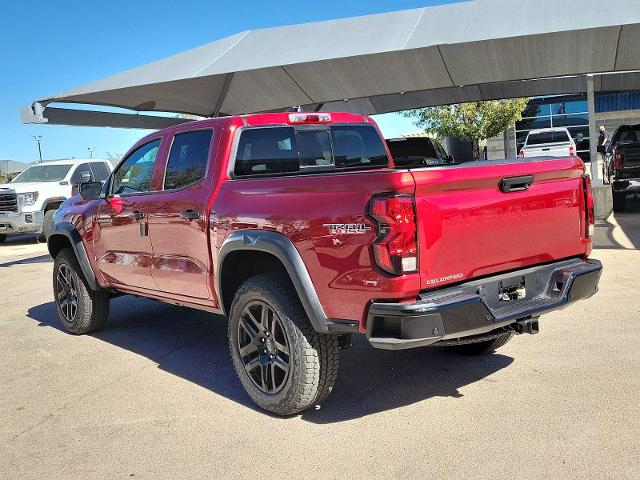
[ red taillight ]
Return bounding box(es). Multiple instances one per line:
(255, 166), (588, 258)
(369, 195), (418, 275)
(569, 145), (575, 157)
(614, 147), (623, 172)
(582, 175), (595, 238)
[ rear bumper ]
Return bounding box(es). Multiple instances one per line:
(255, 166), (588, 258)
(613, 178), (640, 193)
(366, 258), (602, 350)
(0, 211), (44, 235)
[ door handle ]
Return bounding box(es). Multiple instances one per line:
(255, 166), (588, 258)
(180, 209), (200, 221)
(130, 210), (145, 220)
(500, 175), (534, 193)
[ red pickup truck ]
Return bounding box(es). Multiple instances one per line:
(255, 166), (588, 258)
(47, 112), (602, 415)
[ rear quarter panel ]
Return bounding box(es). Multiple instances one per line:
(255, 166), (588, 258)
(212, 170), (421, 324)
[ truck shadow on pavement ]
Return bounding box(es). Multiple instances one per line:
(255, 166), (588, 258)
(0, 254), (51, 268)
(593, 197), (640, 250)
(28, 296), (513, 423)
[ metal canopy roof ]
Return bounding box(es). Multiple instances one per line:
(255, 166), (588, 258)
(22, 0), (640, 128)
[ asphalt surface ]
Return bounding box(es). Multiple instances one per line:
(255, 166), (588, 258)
(1, 201), (639, 479)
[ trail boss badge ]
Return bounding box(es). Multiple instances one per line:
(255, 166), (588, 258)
(323, 223), (372, 235)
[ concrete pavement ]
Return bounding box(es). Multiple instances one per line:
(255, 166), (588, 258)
(1, 206), (639, 480)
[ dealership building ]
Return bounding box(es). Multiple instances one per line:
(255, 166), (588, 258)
(488, 91), (640, 161)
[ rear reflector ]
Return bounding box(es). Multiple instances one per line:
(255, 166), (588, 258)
(369, 194), (418, 275)
(582, 175), (595, 238)
(288, 113), (331, 124)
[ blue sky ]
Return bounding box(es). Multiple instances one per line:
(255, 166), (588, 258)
(1, 0), (461, 164)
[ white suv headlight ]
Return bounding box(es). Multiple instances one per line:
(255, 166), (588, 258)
(18, 192), (38, 206)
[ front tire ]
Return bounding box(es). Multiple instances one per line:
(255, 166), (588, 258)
(228, 274), (339, 416)
(53, 248), (110, 334)
(446, 332), (513, 356)
(39, 209), (56, 242)
(0, 234), (6, 243)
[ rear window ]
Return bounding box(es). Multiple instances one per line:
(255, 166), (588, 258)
(233, 125), (388, 177)
(612, 126), (640, 145)
(526, 131), (570, 145)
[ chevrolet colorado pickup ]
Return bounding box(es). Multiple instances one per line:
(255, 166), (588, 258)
(604, 124), (640, 211)
(0, 159), (112, 242)
(47, 112), (602, 415)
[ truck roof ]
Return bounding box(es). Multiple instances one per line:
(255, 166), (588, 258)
(528, 127), (571, 134)
(36, 158), (111, 166)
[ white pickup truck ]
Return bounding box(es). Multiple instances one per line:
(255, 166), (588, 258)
(519, 127), (577, 159)
(0, 159), (112, 242)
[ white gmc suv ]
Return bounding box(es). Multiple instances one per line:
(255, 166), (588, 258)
(0, 159), (112, 242)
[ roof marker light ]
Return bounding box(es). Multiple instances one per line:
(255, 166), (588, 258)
(287, 113), (331, 124)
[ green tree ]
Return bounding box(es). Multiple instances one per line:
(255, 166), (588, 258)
(404, 98), (530, 159)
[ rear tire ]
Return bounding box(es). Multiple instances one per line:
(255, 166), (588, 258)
(228, 273), (339, 416)
(446, 332), (513, 356)
(53, 248), (110, 334)
(613, 191), (627, 213)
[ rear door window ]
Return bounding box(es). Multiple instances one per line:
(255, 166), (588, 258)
(164, 130), (213, 190)
(90, 162), (111, 182)
(526, 131), (571, 145)
(234, 125), (388, 177)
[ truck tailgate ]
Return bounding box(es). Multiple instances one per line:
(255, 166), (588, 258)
(410, 157), (589, 290)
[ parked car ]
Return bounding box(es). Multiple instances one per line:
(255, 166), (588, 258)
(0, 159), (112, 242)
(46, 112), (601, 415)
(386, 137), (454, 167)
(518, 127), (577, 159)
(602, 124), (640, 211)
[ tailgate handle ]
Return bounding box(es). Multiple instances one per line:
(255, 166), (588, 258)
(500, 175), (534, 193)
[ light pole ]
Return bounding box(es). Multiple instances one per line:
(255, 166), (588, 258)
(32, 135), (43, 163)
(87, 147), (95, 159)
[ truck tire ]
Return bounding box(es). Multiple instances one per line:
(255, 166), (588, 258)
(446, 332), (513, 356)
(613, 191), (626, 213)
(228, 273), (339, 416)
(53, 248), (110, 334)
(39, 209), (56, 242)
(0, 234), (6, 243)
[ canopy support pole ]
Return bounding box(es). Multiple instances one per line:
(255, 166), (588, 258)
(212, 73), (234, 117)
(587, 74), (602, 185)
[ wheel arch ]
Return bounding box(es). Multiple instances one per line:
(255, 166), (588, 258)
(47, 222), (101, 291)
(42, 197), (67, 212)
(217, 230), (352, 334)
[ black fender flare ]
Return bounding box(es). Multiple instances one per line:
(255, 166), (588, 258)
(217, 230), (356, 334)
(47, 222), (101, 291)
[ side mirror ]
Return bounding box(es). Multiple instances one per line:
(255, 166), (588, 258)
(576, 133), (584, 143)
(448, 154), (455, 163)
(79, 171), (92, 183)
(78, 181), (103, 201)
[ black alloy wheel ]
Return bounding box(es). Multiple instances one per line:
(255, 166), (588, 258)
(56, 263), (79, 323)
(236, 300), (291, 394)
